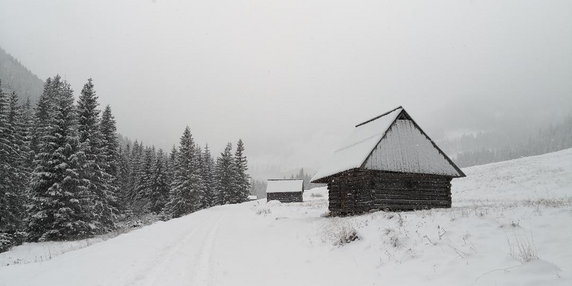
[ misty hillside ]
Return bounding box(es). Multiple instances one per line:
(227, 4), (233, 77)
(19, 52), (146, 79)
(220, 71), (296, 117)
(0, 46), (44, 102)
(438, 115), (572, 168)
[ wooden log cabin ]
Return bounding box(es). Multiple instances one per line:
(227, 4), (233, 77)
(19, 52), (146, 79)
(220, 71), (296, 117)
(311, 106), (465, 215)
(266, 179), (304, 203)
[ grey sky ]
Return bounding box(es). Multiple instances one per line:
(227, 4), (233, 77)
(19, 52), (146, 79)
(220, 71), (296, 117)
(1, 0), (571, 178)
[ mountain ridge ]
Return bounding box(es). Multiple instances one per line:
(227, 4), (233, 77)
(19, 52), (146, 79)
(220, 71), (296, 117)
(0, 46), (44, 102)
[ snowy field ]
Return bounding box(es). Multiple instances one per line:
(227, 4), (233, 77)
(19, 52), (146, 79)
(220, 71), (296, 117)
(1, 149), (572, 285)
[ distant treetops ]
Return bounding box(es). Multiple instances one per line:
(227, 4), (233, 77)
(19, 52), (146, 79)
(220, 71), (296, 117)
(0, 76), (250, 252)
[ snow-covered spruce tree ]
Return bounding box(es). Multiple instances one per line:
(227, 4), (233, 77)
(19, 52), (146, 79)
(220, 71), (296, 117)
(0, 85), (28, 250)
(147, 149), (170, 214)
(0, 82), (12, 250)
(133, 146), (155, 214)
(165, 127), (205, 218)
(0, 81), (8, 173)
(30, 76), (58, 156)
(125, 141), (144, 210)
(202, 144), (216, 207)
(5, 93), (28, 223)
(27, 79), (94, 241)
(19, 98), (35, 181)
(117, 143), (133, 210)
(191, 144), (206, 210)
(100, 106), (120, 188)
(77, 79), (118, 232)
(233, 139), (250, 203)
(215, 143), (236, 205)
(195, 145), (208, 209)
(166, 145), (177, 190)
(99, 105), (122, 216)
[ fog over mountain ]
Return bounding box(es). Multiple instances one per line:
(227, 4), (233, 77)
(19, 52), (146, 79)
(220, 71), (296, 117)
(0, 46), (43, 102)
(1, 0), (571, 179)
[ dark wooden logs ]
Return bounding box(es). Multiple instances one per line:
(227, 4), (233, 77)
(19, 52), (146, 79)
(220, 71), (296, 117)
(327, 170), (452, 215)
(267, 192), (303, 203)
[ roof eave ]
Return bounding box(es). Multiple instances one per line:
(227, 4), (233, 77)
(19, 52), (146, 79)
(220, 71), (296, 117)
(311, 167), (465, 183)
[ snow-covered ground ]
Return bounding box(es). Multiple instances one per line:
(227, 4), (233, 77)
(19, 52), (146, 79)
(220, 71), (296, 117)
(1, 149), (572, 285)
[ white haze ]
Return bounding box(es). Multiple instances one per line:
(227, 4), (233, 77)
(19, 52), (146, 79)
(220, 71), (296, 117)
(1, 0), (571, 179)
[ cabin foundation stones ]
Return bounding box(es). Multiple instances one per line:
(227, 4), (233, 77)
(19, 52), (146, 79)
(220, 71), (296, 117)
(311, 106), (465, 215)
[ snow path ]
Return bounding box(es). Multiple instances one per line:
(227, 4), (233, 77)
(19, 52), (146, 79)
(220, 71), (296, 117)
(190, 215), (222, 286)
(132, 211), (224, 286)
(134, 214), (222, 286)
(0, 208), (229, 286)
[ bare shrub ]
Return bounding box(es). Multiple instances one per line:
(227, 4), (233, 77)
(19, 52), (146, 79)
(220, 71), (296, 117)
(437, 225), (446, 240)
(256, 207), (271, 216)
(321, 219), (360, 246)
(507, 232), (538, 263)
(389, 235), (401, 248)
(384, 228), (404, 248)
(397, 214), (405, 227)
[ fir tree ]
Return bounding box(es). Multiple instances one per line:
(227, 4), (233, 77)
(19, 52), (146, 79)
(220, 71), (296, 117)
(166, 145), (177, 189)
(195, 145), (208, 209)
(148, 149), (170, 214)
(0, 84), (27, 249)
(30, 76), (59, 156)
(165, 127), (205, 218)
(28, 79), (93, 241)
(133, 146), (155, 214)
(0, 82), (13, 249)
(5, 92), (28, 227)
(215, 143), (236, 205)
(100, 106), (119, 182)
(19, 98), (35, 179)
(117, 143), (133, 210)
(99, 105), (122, 215)
(126, 141), (144, 209)
(233, 139), (250, 203)
(202, 144), (216, 207)
(76, 79), (117, 232)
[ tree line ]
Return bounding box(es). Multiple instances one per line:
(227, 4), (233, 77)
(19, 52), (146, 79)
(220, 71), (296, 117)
(0, 76), (250, 252)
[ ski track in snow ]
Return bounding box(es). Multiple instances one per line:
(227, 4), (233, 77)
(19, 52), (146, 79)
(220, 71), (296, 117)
(131, 212), (224, 286)
(130, 224), (201, 286)
(190, 216), (222, 286)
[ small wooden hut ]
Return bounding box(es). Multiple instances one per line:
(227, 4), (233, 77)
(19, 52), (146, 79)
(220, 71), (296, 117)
(266, 179), (304, 203)
(311, 106), (465, 215)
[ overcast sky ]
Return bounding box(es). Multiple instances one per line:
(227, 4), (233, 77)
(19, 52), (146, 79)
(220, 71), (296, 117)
(1, 0), (571, 178)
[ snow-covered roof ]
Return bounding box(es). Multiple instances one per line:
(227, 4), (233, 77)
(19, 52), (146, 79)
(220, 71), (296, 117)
(311, 107), (403, 182)
(266, 179), (304, 193)
(311, 106), (464, 183)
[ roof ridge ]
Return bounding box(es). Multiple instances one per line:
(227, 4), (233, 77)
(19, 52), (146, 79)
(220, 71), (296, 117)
(355, 106), (403, 127)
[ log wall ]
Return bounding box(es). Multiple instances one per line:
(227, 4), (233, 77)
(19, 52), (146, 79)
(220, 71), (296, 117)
(328, 170), (451, 215)
(267, 192), (303, 203)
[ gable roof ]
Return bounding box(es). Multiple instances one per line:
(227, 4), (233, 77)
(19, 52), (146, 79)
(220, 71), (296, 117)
(266, 179), (304, 193)
(311, 106), (465, 183)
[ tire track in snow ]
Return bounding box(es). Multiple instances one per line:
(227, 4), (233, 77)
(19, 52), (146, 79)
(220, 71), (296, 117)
(189, 215), (223, 286)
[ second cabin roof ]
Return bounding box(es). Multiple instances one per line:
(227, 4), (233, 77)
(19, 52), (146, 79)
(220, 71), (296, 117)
(266, 179), (304, 193)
